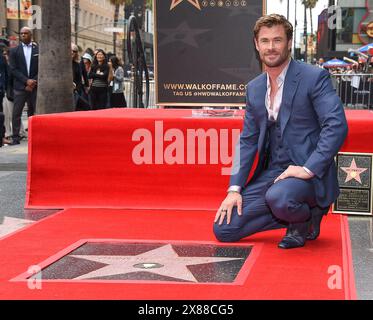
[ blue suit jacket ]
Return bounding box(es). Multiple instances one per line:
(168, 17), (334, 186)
(230, 59), (348, 207)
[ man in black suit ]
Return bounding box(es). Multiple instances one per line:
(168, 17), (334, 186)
(8, 27), (38, 145)
(0, 44), (7, 146)
(0, 44), (6, 112)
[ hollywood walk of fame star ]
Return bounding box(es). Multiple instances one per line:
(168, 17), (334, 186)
(158, 21), (210, 48)
(0, 216), (34, 238)
(170, 0), (201, 11)
(341, 158), (368, 184)
(71, 244), (243, 282)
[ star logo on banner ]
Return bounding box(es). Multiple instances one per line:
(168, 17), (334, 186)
(225, 2), (261, 17)
(0, 216), (34, 238)
(170, 0), (201, 11)
(71, 244), (242, 282)
(158, 21), (210, 48)
(341, 158), (368, 184)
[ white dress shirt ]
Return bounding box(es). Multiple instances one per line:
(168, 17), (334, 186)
(22, 42), (33, 77)
(265, 59), (291, 121)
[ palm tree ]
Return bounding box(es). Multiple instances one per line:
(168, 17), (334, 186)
(301, 0), (318, 62)
(279, 0), (290, 19)
(36, 0), (73, 114)
(302, 0), (318, 35)
(110, 0), (133, 55)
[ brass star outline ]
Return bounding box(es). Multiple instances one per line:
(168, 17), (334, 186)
(170, 0), (201, 11)
(71, 244), (242, 282)
(340, 158), (368, 184)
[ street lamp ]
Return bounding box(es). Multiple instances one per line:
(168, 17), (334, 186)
(74, 0), (80, 45)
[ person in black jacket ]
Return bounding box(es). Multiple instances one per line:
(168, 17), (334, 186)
(0, 45), (7, 146)
(1, 47), (27, 144)
(3, 48), (19, 144)
(71, 44), (84, 110)
(76, 52), (93, 111)
(0, 112), (5, 147)
(8, 27), (38, 145)
(88, 49), (109, 110)
(0, 44), (6, 112)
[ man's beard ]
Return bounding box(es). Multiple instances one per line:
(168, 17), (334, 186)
(262, 49), (290, 68)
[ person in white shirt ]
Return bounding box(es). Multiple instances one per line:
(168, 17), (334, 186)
(8, 27), (38, 145)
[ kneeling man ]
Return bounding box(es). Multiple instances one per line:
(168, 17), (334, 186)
(214, 14), (348, 249)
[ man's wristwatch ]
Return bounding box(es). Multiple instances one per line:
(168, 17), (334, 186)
(227, 185), (242, 193)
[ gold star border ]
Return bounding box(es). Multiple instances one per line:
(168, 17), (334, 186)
(170, 0), (201, 11)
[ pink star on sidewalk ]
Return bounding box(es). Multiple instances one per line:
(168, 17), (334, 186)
(341, 158), (368, 184)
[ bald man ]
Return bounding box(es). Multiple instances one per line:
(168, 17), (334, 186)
(8, 27), (39, 145)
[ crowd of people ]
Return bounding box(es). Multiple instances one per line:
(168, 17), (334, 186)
(314, 57), (373, 75)
(72, 45), (128, 111)
(0, 27), (128, 148)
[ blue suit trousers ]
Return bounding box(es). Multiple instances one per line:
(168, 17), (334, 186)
(213, 168), (317, 242)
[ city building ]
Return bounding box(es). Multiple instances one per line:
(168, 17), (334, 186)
(317, 0), (372, 59)
(0, 0), (154, 65)
(0, 0), (6, 40)
(70, 0), (125, 57)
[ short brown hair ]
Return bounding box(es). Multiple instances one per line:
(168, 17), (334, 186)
(254, 14), (293, 41)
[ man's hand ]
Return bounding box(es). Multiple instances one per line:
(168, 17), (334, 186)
(26, 79), (37, 88)
(274, 165), (313, 183)
(214, 192), (243, 225)
(25, 85), (33, 92)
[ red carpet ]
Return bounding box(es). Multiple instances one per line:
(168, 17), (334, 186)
(0, 208), (356, 300)
(26, 109), (238, 210)
(25, 109), (373, 210)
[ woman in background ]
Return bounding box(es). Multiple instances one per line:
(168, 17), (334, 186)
(88, 49), (109, 110)
(109, 56), (127, 108)
(76, 52), (93, 111)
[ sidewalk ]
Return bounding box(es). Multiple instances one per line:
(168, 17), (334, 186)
(0, 112), (28, 171)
